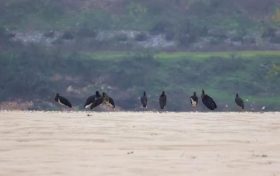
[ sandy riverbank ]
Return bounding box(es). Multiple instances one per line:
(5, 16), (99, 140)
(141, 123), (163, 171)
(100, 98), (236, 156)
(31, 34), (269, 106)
(0, 111), (279, 176)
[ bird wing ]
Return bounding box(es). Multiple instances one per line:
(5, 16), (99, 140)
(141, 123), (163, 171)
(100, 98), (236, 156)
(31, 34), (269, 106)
(211, 99), (217, 109)
(60, 96), (72, 108)
(235, 97), (244, 109)
(108, 97), (115, 108)
(141, 96), (147, 107)
(203, 95), (217, 110)
(90, 97), (103, 109)
(240, 99), (244, 109)
(84, 95), (95, 108)
(159, 96), (166, 109)
(209, 97), (217, 110)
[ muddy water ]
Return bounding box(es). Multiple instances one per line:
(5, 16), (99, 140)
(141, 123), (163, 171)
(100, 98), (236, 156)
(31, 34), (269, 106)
(0, 111), (280, 176)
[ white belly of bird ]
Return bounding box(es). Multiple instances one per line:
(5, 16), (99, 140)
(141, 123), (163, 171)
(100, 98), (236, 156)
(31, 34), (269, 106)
(58, 99), (64, 106)
(191, 98), (197, 107)
(85, 103), (92, 109)
(104, 101), (113, 108)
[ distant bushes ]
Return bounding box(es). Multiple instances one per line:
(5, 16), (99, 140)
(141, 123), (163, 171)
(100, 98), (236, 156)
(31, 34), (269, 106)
(61, 31), (74, 40)
(76, 28), (97, 38)
(135, 32), (148, 41)
(0, 39), (279, 110)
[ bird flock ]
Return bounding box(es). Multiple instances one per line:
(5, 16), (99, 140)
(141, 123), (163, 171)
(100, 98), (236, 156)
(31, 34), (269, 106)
(55, 89), (245, 111)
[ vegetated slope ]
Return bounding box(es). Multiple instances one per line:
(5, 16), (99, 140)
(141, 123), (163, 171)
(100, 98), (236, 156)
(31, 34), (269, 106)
(0, 0), (280, 110)
(0, 46), (279, 111)
(0, 0), (278, 30)
(1, 0), (280, 50)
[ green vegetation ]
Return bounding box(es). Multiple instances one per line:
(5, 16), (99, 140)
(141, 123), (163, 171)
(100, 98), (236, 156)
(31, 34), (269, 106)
(156, 50), (280, 61)
(75, 50), (280, 61)
(0, 0), (280, 111)
(1, 0), (280, 47)
(0, 46), (279, 111)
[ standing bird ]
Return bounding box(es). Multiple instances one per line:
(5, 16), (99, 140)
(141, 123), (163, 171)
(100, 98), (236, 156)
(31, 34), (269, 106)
(190, 92), (198, 109)
(84, 91), (101, 109)
(141, 91), (148, 108)
(102, 92), (115, 109)
(55, 93), (72, 108)
(159, 91), (167, 110)
(201, 90), (217, 110)
(235, 93), (244, 110)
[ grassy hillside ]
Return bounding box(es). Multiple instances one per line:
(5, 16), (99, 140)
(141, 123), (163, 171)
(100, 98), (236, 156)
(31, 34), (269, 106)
(1, 0), (279, 30)
(0, 0), (280, 111)
(0, 46), (279, 111)
(1, 0), (280, 50)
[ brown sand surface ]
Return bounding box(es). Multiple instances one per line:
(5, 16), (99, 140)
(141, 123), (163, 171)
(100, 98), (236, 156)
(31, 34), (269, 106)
(0, 111), (280, 176)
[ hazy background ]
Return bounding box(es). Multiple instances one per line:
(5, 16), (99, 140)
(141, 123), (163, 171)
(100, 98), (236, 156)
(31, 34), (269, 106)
(0, 0), (279, 111)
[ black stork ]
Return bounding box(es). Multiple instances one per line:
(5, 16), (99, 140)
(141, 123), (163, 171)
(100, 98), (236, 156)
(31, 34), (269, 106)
(190, 92), (198, 109)
(159, 91), (167, 110)
(84, 91), (101, 109)
(201, 89), (217, 110)
(55, 93), (72, 108)
(235, 93), (244, 110)
(141, 91), (148, 108)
